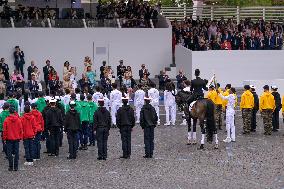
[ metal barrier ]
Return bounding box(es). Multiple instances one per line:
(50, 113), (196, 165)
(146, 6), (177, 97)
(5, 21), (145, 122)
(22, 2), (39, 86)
(161, 6), (284, 23)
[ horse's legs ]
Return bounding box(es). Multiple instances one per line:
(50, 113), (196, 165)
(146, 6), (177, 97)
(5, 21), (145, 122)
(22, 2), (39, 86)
(192, 118), (197, 144)
(187, 117), (192, 144)
(200, 119), (205, 149)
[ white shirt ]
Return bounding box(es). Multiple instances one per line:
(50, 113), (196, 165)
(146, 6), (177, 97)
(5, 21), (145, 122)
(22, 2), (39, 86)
(134, 89), (145, 106)
(148, 88), (160, 106)
(61, 94), (71, 106)
(93, 92), (104, 103)
(220, 94), (236, 114)
(76, 93), (80, 101)
(110, 89), (122, 105)
(164, 90), (177, 106)
(0, 100), (5, 109)
(104, 95), (110, 110)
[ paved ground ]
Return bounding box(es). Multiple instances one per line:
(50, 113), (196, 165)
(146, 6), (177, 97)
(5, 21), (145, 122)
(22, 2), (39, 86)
(0, 108), (284, 189)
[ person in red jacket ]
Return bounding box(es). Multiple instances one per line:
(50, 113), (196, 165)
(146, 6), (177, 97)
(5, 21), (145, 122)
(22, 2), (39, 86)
(21, 105), (37, 166)
(3, 106), (23, 171)
(31, 103), (44, 160)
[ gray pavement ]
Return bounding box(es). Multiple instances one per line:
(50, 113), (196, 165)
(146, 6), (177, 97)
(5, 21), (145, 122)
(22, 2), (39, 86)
(0, 110), (284, 189)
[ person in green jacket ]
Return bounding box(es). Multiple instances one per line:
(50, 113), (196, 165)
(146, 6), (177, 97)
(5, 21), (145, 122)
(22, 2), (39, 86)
(36, 92), (47, 113)
(6, 93), (19, 114)
(76, 94), (90, 150)
(86, 94), (98, 146)
(0, 103), (10, 155)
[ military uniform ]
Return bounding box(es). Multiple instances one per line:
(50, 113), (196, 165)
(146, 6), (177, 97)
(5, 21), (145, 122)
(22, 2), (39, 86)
(116, 103), (135, 158)
(94, 103), (111, 160)
(259, 90), (275, 135)
(140, 99), (158, 158)
(134, 89), (145, 124)
(240, 90), (254, 134)
(110, 89), (122, 126)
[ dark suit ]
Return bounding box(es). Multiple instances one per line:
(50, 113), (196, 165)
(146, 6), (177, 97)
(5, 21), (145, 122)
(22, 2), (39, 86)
(100, 66), (106, 79)
(49, 80), (60, 95)
(43, 65), (54, 87)
(271, 91), (281, 131)
(28, 80), (39, 99)
(5, 80), (15, 95)
(176, 74), (187, 90)
(27, 66), (37, 80)
(139, 69), (150, 80)
(117, 65), (126, 86)
(14, 51), (25, 76)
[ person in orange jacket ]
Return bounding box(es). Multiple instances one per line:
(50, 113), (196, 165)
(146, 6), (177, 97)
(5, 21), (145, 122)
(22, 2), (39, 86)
(21, 105), (37, 166)
(31, 103), (44, 160)
(3, 106), (23, 171)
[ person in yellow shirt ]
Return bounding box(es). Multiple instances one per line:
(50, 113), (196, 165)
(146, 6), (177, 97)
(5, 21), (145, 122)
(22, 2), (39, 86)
(259, 85), (275, 135)
(215, 83), (223, 130)
(240, 85), (254, 134)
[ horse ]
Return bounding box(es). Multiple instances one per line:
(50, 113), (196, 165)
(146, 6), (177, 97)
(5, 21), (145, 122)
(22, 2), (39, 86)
(175, 90), (219, 149)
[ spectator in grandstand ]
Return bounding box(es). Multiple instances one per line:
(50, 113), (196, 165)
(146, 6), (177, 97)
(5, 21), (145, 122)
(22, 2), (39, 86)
(85, 66), (96, 88)
(6, 76), (15, 95)
(28, 74), (39, 99)
(78, 74), (90, 93)
(0, 69), (6, 96)
(84, 56), (92, 72)
(27, 61), (38, 81)
(140, 72), (152, 91)
(100, 61), (107, 79)
(49, 74), (60, 95)
(0, 58), (9, 80)
(100, 73), (112, 95)
(13, 46), (25, 77)
(63, 61), (71, 77)
(172, 17), (284, 51)
(117, 60), (126, 87)
(123, 73), (133, 95)
(48, 68), (59, 81)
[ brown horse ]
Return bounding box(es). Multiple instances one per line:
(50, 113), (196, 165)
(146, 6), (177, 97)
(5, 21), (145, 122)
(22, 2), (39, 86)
(176, 90), (219, 149)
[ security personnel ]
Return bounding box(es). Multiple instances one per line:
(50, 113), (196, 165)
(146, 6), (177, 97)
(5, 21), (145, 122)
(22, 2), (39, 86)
(240, 85), (254, 134)
(94, 98), (111, 160)
(271, 86), (281, 132)
(250, 85), (259, 132)
(140, 97), (158, 158)
(116, 96), (135, 159)
(259, 85), (275, 135)
(188, 69), (208, 104)
(215, 83), (223, 130)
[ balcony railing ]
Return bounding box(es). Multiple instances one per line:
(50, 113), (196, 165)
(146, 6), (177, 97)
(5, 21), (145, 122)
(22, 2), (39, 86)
(0, 18), (161, 28)
(161, 6), (284, 23)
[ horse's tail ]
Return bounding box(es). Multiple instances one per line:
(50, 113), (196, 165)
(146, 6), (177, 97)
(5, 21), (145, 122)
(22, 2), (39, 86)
(206, 99), (216, 142)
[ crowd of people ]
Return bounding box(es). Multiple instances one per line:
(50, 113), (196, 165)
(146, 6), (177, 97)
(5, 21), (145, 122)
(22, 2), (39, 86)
(96, 0), (160, 28)
(172, 16), (284, 51)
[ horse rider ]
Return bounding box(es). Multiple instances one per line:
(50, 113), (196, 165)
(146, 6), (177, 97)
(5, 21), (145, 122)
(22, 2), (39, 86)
(188, 69), (208, 104)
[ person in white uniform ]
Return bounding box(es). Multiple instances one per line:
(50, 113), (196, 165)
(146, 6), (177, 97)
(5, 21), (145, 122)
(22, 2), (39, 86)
(134, 84), (145, 124)
(103, 93), (110, 111)
(164, 82), (177, 126)
(148, 83), (160, 125)
(110, 83), (122, 126)
(219, 87), (236, 143)
(93, 86), (104, 103)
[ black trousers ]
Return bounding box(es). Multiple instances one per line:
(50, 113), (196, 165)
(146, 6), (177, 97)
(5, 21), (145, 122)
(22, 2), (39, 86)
(272, 109), (280, 131)
(120, 126), (132, 157)
(144, 126), (155, 156)
(251, 109), (257, 131)
(6, 140), (19, 169)
(15, 63), (24, 77)
(97, 127), (109, 159)
(49, 127), (60, 155)
(67, 130), (78, 158)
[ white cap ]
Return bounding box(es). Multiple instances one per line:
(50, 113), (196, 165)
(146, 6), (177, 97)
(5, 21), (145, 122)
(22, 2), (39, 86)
(49, 98), (57, 103)
(250, 85), (255, 89)
(98, 98), (104, 102)
(55, 96), (60, 100)
(69, 101), (76, 105)
(144, 97), (152, 100)
(271, 85), (278, 90)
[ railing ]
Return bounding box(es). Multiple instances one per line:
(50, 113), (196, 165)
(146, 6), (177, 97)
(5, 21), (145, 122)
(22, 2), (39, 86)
(0, 18), (159, 28)
(161, 6), (284, 23)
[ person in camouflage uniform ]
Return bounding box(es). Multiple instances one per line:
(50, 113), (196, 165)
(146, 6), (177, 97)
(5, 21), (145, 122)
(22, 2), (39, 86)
(259, 85), (275, 135)
(240, 85), (254, 134)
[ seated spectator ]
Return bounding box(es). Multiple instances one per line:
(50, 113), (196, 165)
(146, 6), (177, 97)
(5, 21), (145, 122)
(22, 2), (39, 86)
(28, 74), (39, 99)
(123, 74), (133, 96)
(140, 72), (152, 91)
(6, 76), (16, 95)
(63, 61), (71, 77)
(139, 64), (150, 81)
(0, 69), (6, 96)
(100, 73), (112, 95)
(78, 74), (90, 92)
(11, 70), (25, 92)
(49, 74), (60, 96)
(48, 68), (59, 81)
